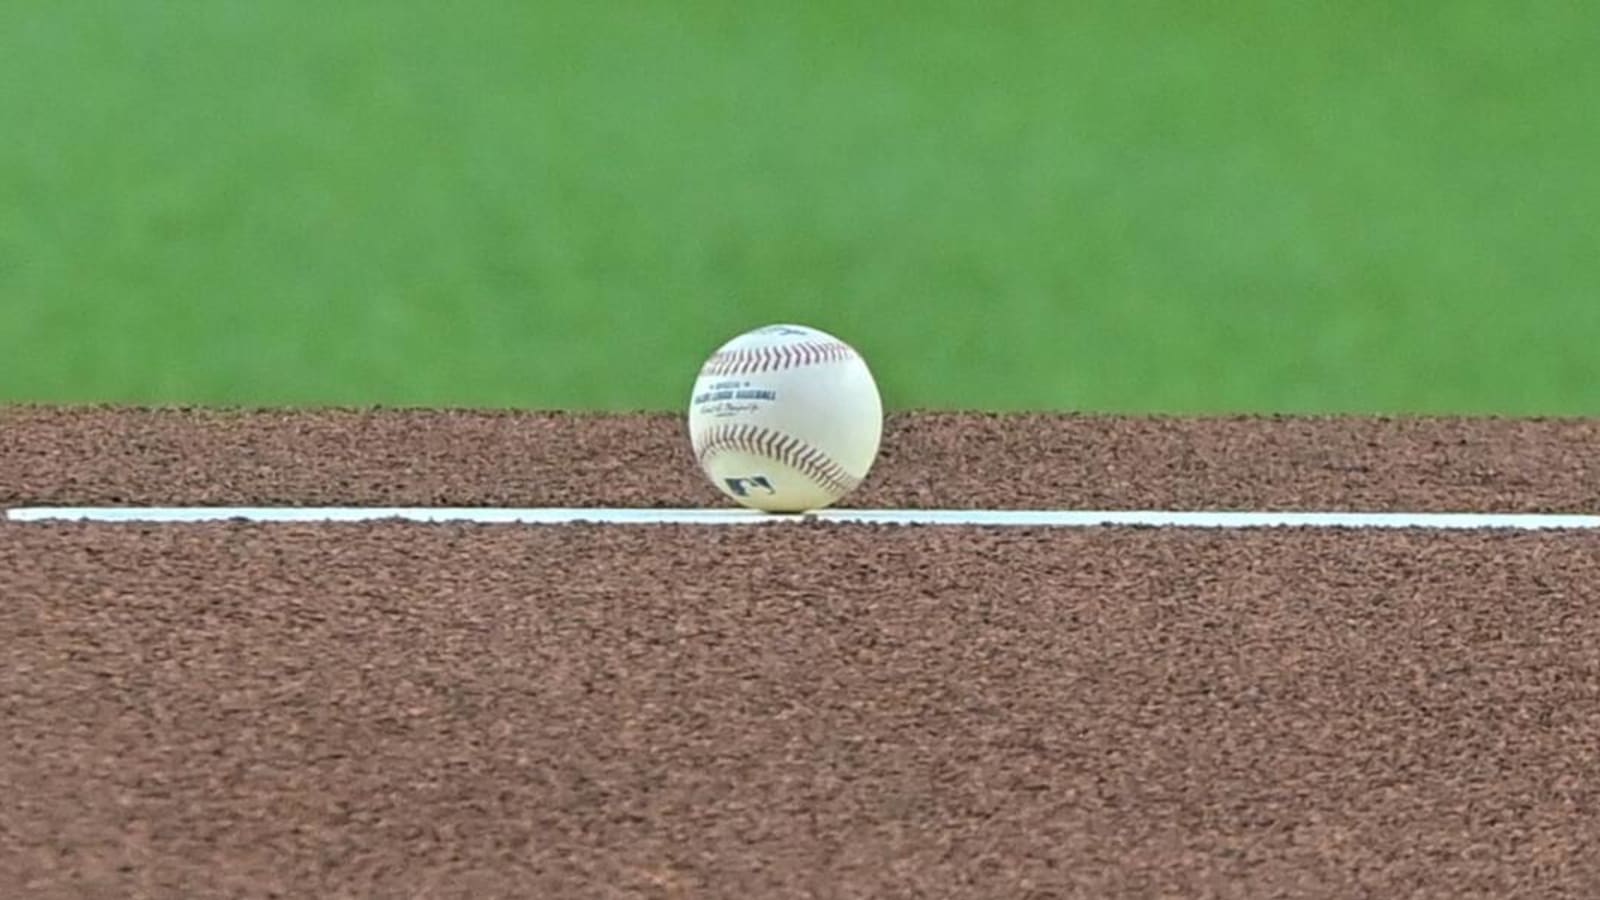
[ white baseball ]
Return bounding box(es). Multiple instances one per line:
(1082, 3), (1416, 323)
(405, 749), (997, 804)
(686, 323), (883, 513)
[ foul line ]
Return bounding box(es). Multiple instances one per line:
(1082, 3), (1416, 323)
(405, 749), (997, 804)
(6, 506), (1600, 530)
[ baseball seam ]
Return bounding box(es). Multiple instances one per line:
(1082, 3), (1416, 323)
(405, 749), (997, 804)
(693, 424), (862, 498)
(699, 341), (857, 377)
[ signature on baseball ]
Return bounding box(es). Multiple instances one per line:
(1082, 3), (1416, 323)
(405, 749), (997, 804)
(699, 401), (763, 417)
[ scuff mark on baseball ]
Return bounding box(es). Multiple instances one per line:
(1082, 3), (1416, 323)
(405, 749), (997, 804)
(686, 323), (884, 513)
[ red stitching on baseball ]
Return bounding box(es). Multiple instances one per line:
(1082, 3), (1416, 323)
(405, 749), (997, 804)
(700, 341), (856, 377)
(693, 424), (861, 497)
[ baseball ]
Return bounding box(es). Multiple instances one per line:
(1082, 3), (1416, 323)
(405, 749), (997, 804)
(687, 323), (883, 513)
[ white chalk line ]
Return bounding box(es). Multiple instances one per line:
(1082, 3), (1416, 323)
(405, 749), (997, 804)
(5, 506), (1600, 530)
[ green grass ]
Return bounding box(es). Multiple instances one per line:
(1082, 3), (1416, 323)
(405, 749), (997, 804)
(2, 0), (1596, 414)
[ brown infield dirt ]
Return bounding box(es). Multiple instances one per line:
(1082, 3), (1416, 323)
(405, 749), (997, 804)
(3, 406), (1600, 899)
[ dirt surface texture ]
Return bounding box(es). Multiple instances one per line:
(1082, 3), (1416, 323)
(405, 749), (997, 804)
(4, 407), (1600, 899)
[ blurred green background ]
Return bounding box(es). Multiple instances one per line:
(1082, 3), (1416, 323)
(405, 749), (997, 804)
(2, 1), (1595, 413)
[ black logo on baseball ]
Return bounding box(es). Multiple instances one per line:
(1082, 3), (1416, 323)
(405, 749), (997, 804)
(724, 476), (776, 497)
